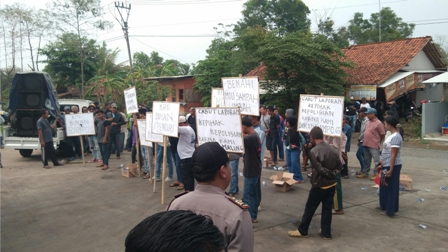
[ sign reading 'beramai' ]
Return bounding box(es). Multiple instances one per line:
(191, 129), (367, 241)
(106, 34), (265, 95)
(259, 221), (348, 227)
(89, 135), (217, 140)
(297, 95), (344, 137)
(222, 77), (259, 116)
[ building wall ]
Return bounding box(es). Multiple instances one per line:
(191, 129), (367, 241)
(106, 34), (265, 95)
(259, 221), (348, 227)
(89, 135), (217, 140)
(161, 78), (204, 113)
(416, 83), (445, 103)
(402, 51), (436, 71)
(422, 102), (448, 136)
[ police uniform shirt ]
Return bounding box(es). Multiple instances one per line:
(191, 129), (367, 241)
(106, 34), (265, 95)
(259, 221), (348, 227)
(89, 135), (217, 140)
(168, 184), (254, 252)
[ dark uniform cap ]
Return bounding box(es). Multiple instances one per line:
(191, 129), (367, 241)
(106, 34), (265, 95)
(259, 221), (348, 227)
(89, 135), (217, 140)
(192, 142), (229, 172)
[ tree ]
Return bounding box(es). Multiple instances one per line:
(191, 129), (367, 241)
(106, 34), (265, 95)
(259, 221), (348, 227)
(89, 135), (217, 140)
(51, 0), (113, 97)
(236, 0), (311, 36)
(347, 7), (415, 44)
(40, 33), (99, 87)
(317, 17), (350, 48)
(257, 32), (353, 109)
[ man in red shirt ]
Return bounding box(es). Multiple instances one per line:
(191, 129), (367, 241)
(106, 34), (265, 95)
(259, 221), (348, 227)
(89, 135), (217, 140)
(357, 108), (385, 180)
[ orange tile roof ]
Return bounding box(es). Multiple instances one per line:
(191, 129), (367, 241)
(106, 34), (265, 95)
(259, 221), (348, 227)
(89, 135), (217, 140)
(342, 36), (436, 85)
(245, 64), (267, 80)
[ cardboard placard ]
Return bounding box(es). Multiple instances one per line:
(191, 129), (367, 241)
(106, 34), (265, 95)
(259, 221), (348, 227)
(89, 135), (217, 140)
(297, 95), (344, 137)
(145, 113), (163, 143)
(137, 119), (153, 147)
(222, 77), (259, 116)
(124, 87), (138, 113)
(151, 101), (180, 137)
(195, 107), (244, 153)
(65, 113), (95, 136)
(211, 88), (225, 107)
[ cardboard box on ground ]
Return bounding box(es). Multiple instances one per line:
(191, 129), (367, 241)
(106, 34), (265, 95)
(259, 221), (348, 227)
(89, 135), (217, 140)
(399, 174), (413, 191)
(122, 164), (138, 178)
(270, 172), (296, 192)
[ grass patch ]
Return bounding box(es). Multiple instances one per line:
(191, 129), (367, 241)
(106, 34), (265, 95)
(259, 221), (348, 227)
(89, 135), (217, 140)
(401, 116), (422, 139)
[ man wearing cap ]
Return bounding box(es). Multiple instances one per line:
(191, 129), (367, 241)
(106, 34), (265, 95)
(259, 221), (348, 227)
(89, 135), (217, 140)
(357, 108), (385, 180)
(178, 116), (196, 191)
(288, 126), (341, 240)
(106, 103), (126, 159)
(360, 97), (371, 109)
(345, 96), (359, 129)
(356, 107), (368, 175)
(167, 142), (254, 252)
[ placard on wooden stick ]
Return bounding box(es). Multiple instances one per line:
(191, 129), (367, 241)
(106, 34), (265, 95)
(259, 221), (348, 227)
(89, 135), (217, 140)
(65, 113), (96, 136)
(211, 88), (224, 107)
(124, 87), (138, 113)
(151, 101), (180, 138)
(222, 77), (260, 116)
(145, 113), (163, 143)
(297, 94), (344, 137)
(195, 107), (244, 153)
(137, 119), (153, 147)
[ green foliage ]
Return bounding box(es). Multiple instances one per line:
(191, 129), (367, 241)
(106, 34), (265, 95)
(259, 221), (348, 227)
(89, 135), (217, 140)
(40, 33), (99, 87)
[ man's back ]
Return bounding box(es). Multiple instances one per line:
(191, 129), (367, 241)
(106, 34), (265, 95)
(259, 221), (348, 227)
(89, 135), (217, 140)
(168, 184), (254, 252)
(178, 126), (196, 159)
(309, 142), (340, 188)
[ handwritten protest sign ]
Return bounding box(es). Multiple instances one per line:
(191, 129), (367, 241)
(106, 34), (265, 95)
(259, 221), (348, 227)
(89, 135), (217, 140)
(65, 113), (95, 136)
(145, 113), (163, 143)
(124, 87), (138, 113)
(137, 120), (154, 147)
(196, 107), (244, 153)
(297, 95), (344, 137)
(151, 101), (180, 137)
(222, 77), (259, 116)
(211, 88), (224, 107)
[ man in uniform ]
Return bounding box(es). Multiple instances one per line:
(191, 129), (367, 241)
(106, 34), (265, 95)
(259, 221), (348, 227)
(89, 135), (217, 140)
(167, 142), (254, 252)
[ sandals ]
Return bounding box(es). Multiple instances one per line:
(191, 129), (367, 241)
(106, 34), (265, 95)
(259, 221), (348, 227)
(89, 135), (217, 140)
(43, 165), (51, 169)
(170, 182), (181, 187)
(252, 219), (258, 223)
(177, 184), (184, 190)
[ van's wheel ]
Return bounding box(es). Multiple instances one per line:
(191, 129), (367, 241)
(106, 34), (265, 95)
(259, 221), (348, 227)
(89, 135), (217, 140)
(19, 149), (33, 157)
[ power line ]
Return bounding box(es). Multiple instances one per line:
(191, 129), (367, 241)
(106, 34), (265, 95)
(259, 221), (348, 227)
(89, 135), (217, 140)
(312, 0), (407, 11)
(130, 34), (218, 38)
(130, 36), (190, 63)
(131, 0), (244, 5)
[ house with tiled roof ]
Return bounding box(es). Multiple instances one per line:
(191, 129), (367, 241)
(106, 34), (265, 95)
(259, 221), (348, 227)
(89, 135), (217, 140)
(342, 36), (446, 103)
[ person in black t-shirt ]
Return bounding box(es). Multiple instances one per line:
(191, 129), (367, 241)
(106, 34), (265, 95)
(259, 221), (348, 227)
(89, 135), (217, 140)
(266, 106), (280, 165)
(345, 96), (360, 129)
(241, 117), (261, 223)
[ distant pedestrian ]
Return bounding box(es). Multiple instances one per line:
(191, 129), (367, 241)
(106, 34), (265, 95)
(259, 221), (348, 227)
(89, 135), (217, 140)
(284, 116), (305, 183)
(106, 103), (125, 159)
(345, 96), (360, 128)
(266, 106), (280, 166)
(37, 108), (64, 169)
(356, 107), (368, 175)
(274, 108), (285, 161)
(360, 97), (371, 109)
(96, 110), (110, 170)
(88, 104), (101, 164)
(341, 116), (352, 179)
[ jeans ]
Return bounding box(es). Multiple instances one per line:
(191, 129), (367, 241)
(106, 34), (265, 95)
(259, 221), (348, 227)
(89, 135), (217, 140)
(108, 133), (122, 157)
(120, 132), (125, 152)
(156, 145), (173, 179)
(98, 143), (110, 166)
(172, 150), (182, 182)
(88, 135), (101, 160)
(141, 146), (153, 174)
(182, 158), (194, 191)
(83, 136), (90, 153)
(363, 146), (381, 176)
(348, 115), (357, 129)
(229, 159), (240, 194)
(298, 186), (335, 238)
(243, 176), (260, 220)
(286, 148), (303, 181)
(277, 136), (284, 160)
(126, 129), (133, 150)
(356, 142), (365, 172)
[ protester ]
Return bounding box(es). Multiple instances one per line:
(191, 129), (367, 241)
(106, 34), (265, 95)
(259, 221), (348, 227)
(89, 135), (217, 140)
(67, 106), (82, 159)
(125, 210), (226, 252)
(106, 103), (125, 159)
(251, 115), (266, 210)
(360, 97), (371, 109)
(302, 132), (313, 171)
(377, 116), (403, 216)
(37, 108), (64, 169)
(356, 107), (368, 175)
(136, 111), (153, 179)
(167, 142), (254, 252)
(325, 132), (347, 215)
(260, 105), (270, 160)
(288, 126), (341, 240)
(96, 110), (110, 170)
(274, 108), (285, 161)
(80, 106), (90, 156)
(178, 115), (196, 191)
(241, 117), (262, 223)
(266, 106), (280, 166)
(119, 108), (127, 153)
(187, 107), (197, 141)
(282, 109), (294, 167)
(345, 96), (360, 128)
(342, 116), (352, 179)
(126, 113), (133, 152)
(357, 108), (385, 180)
(87, 104), (101, 164)
(284, 116), (305, 183)
(154, 142), (174, 182)
(168, 135), (184, 189)
(104, 102), (112, 116)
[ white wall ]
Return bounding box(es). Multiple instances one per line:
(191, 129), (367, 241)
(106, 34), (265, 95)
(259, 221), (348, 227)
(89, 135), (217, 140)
(402, 51), (436, 71)
(416, 83), (446, 103)
(422, 102), (448, 136)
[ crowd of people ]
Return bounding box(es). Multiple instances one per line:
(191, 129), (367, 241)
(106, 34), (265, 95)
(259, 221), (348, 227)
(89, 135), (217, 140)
(34, 99), (405, 251)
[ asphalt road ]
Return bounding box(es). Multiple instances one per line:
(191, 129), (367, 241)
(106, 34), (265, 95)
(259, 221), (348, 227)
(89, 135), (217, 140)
(1, 139), (447, 251)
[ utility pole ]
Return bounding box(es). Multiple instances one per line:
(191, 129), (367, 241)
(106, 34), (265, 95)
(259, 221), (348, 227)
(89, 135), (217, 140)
(379, 0), (382, 42)
(113, 2), (133, 72)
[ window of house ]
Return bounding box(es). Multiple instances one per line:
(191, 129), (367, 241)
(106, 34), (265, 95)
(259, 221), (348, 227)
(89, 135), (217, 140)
(179, 89), (184, 100)
(172, 89), (176, 102)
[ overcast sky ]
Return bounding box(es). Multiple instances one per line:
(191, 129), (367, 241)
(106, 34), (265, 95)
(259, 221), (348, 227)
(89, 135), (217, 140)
(2, 0), (448, 70)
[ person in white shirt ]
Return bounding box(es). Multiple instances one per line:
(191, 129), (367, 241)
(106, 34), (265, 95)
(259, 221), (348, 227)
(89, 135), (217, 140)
(178, 116), (196, 191)
(360, 97), (371, 109)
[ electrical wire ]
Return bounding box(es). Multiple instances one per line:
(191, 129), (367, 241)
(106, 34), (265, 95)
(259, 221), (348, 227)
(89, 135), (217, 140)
(129, 36), (190, 63)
